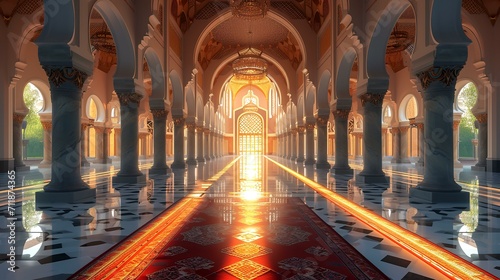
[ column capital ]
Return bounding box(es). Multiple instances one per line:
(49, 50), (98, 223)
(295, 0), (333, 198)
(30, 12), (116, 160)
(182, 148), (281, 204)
(104, 128), (112, 134)
(382, 128), (388, 134)
(13, 113), (26, 125)
(399, 126), (409, 133)
(42, 66), (88, 89)
(453, 120), (461, 130)
(416, 66), (463, 90)
(305, 123), (315, 131)
(297, 126), (305, 133)
(41, 121), (52, 131)
(391, 127), (400, 134)
(186, 122), (196, 130)
(416, 123), (424, 130)
(333, 109), (350, 120)
(114, 127), (121, 133)
(316, 116), (329, 126)
(151, 108), (168, 119)
(204, 128), (210, 135)
(360, 93), (385, 106)
(117, 92), (143, 106)
(196, 126), (204, 132)
(81, 123), (89, 131)
(94, 126), (104, 133)
(475, 113), (487, 124)
(172, 116), (185, 126)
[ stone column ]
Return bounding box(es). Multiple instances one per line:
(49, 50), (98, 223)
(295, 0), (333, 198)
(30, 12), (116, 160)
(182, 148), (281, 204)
(331, 109), (352, 174)
(315, 116), (330, 169)
(186, 121), (197, 165)
(13, 113), (29, 172)
(171, 116), (186, 169)
(382, 128), (387, 158)
(296, 126), (305, 163)
(357, 93), (388, 183)
(103, 128), (111, 164)
(391, 128), (401, 163)
(416, 123), (425, 167)
(81, 123), (90, 167)
(472, 113), (487, 171)
(399, 126), (411, 163)
(140, 132), (149, 159)
(114, 128), (121, 157)
(353, 133), (362, 160)
(39, 121), (52, 168)
(36, 66), (95, 202)
(196, 126), (205, 164)
(150, 109), (169, 174)
(304, 123), (316, 165)
(453, 120), (463, 168)
(410, 66), (468, 203)
(291, 129), (297, 161)
(204, 129), (210, 161)
(113, 92), (146, 183)
(210, 131), (216, 159)
(94, 126), (105, 163)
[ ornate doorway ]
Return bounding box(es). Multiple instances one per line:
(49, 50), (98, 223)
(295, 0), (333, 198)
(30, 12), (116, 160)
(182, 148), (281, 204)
(237, 112), (264, 155)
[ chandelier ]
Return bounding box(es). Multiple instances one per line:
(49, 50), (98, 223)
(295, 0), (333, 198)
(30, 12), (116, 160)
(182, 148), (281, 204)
(386, 24), (411, 54)
(232, 47), (268, 80)
(231, 0), (269, 20)
(90, 25), (116, 54)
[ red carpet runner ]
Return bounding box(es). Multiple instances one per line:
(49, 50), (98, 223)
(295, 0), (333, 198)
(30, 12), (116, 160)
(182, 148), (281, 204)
(72, 196), (388, 279)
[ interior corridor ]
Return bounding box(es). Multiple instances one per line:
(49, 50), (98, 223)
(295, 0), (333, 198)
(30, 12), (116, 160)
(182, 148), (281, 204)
(1, 157), (498, 279)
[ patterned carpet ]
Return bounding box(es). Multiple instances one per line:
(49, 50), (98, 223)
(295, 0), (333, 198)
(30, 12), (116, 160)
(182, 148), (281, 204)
(71, 196), (388, 279)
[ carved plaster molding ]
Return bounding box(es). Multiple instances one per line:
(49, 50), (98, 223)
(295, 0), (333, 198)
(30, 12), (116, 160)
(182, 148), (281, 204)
(360, 93), (385, 106)
(333, 109), (350, 120)
(416, 66), (463, 90)
(151, 109), (168, 119)
(13, 113), (26, 125)
(117, 92), (143, 106)
(475, 113), (487, 124)
(43, 66), (88, 89)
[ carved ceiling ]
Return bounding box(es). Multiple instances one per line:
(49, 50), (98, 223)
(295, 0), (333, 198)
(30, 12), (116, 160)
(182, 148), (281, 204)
(198, 16), (303, 71)
(462, 0), (500, 25)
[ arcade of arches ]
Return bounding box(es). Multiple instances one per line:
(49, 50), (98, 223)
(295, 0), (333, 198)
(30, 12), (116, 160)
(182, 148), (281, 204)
(1, 0), (500, 279)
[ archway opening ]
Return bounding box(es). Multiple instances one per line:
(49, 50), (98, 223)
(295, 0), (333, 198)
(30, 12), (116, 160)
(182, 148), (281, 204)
(456, 82), (478, 160)
(22, 83), (44, 161)
(405, 96), (418, 158)
(237, 112), (264, 155)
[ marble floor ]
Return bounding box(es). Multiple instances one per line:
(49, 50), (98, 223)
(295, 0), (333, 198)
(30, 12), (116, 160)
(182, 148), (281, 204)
(0, 156), (499, 279)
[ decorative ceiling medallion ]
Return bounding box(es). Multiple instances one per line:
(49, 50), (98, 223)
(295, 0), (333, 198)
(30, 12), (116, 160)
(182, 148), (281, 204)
(90, 25), (116, 54)
(231, 0), (269, 20)
(386, 24), (412, 54)
(232, 47), (268, 81)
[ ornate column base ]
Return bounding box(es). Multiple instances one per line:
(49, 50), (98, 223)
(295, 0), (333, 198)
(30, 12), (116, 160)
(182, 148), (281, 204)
(471, 165), (486, 172)
(330, 166), (353, 175)
(36, 188), (96, 205)
(304, 159), (316, 165)
(186, 158), (198, 166)
(415, 161), (424, 168)
(355, 173), (390, 184)
(38, 161), (52, 168)
(81, 160), (91, 167)
(113, 173), (147, 184)
(94, 158), (112, 164)
(171, 161), (187, 169)
(295, 157), (304, 164)
(1, 159), (15, 173)
(315, 162), (331, 169)
(409, 188), (469, 203)
(15, 165), (30, 172)
(150, 166), (171, 175)
(487, 159), (500, 173)
(197, 157), (206, 164)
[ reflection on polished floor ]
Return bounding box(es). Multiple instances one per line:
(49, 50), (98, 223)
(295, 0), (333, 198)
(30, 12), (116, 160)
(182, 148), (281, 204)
(0, 156), (499, 279)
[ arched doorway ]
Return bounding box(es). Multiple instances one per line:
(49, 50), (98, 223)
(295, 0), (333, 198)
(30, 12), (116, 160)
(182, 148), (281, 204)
(22, 83), (45, 161)
(237, 112), (264, 155)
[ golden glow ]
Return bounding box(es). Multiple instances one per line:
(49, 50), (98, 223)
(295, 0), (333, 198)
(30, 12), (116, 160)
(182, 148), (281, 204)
(229, 76), (271, 98)
(266, 156), (498, 280)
